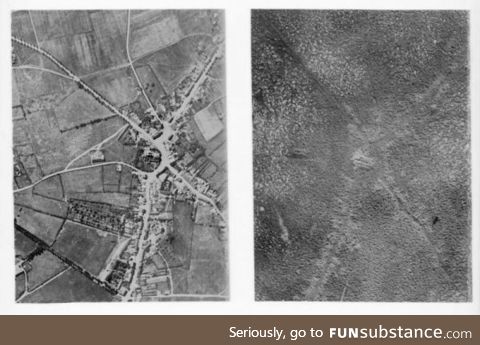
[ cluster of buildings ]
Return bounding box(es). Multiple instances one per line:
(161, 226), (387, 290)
(152, 171), (176, 202)
(107, 231), (147, 297)
(134, 236), (174, 298)
(97, 38), (226, 299)
(90, 149), (105, 163)
(138, 182), (176, 298)
(139, 258), (171, 299)
(175, 65), (202, 100)
(67, 199), (131, 236)
(106, 259), (132, 295)
(134, 146), (162, 172)
(108, 173), (177, 298)
(176, 168), (218, 202)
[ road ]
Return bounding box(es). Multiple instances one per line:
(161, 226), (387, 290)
(168, 165), (225, 222)
(126, 9), (163, 125)
(123, 178), (152, 301)
(17, 267), (70, 302)
(170, 47), (222, 124)
(12, 36), (165, 152)
(14, 160), (143, 194)
(65, 124), (129, 170)
(13, 65), (74, 80)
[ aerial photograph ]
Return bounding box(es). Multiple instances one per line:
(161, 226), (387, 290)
(252, 10), (470, 301)
(12, 10), (228, 302)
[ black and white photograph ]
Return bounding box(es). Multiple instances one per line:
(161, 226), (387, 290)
(253, 10), (471, 302)
(12, 9), (228, 302)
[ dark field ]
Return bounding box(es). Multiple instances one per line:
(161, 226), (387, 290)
(53, 221), (118, 276)
(252, 10), (470, 301)
(14, 205), (64, 245)
(188, 224), (227, 295)
(27, 251), (67, 290)
(16, 273), (26, 299)
(20, 269), (114, 303)
(15, 230), (37, 258)
(172, 201), (195, 268)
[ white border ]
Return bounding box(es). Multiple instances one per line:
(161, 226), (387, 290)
(0, 0), (478, 315)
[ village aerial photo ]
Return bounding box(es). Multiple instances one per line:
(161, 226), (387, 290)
(12, 10), (228, 302)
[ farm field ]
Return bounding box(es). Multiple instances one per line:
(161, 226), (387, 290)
(171, 201), (195, 268)
(21, 269), (114, 303)
(27, 251), (67, 290)
(14, 205), (64, 244)
(15, 230), (37, 258)
(187, 224), (227, 295)
(53, 221), (118, 276)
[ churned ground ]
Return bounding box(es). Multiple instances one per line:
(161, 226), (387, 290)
(252, 10), (470, 301)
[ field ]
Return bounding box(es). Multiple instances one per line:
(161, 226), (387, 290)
(11, 11), (37, 62)
(62, 164), (134, 196)
(13, 109), (126, 177)
(190, 114), (225, 160)
(134, 64), (166, 103)
(148, 65), (190, 96)
(194, 106), (224, 142)
(53, 221), (118, 276)
(65, 117), (127, 164)
(198, 132), (227, 200)
(171, 201), (195, 268)
(138, 35), (214, 94)
(55, 89), (111, 130)
(119, 167), (133, 193)
(13, 64), (74, 103)
(13, 10), (133, 180)
(85, 10), (129, 72)
(31, 11), (128, 75)
(14, 205), (64, 244)
(191, 78), (224, 111)
(32, 175), (64, 201)
(102, 164), (121, 186)
(101, 134), (138, 167)
(187, 224), (227, 295)
(167, 223), (227, 295)
(194, 203), (215, 225)
(20, 269), (114, 303)
(187, 98), (227, 206)
(16, 273), (26, 299)
(176, 10), (221, 36)
(14, 111), (65, 176)
(85, 67), (138, 108)
(130, 11), (183, 59)
(15, 230), (37, 258)
(66, 129), (138, 170)
(62, 166), (103, 193)
(170, 267), (189, 294)
(27, 251), (66, 290)
(30, 11), (92, 41)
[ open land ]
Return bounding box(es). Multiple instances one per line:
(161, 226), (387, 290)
(252, 10), (470, 301)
